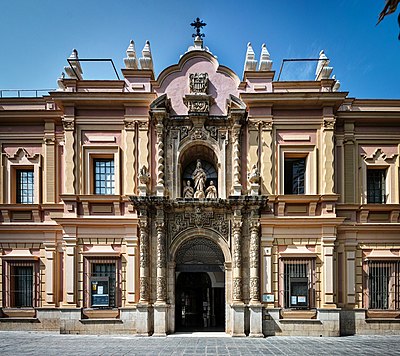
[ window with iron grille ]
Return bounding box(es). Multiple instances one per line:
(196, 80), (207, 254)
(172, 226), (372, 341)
(367, 169), (386, 203)
(284, 158), (305, 194)
(94, 159), (115, 195)
(282, 258), (316, 309)
(86, 258), (118, 308)
(368, 261), (400, 310)
(16, 169), (34, 204)
(2, 261), (39, 308)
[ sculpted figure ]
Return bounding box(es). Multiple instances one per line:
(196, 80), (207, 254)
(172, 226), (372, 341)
(183, 180), (194, 198)
(248, 164), (260, 184)
(192, 159), (206, 198)
(205, 180), (218, 199)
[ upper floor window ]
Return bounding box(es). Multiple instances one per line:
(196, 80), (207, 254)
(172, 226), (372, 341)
(94, 159), (115, 195)
(368, 261), (400, 310)
(16, 169), (34, 204)
(367, 169), (386, 204)
(284, 158), (305, 194)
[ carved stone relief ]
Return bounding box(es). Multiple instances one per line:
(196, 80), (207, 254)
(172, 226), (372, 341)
(189, 73), (208, 94)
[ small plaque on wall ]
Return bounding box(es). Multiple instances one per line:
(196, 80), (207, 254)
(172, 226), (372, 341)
(262, 294), (274, 303)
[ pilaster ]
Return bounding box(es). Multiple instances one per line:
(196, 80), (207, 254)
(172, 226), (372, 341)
(62, 106), (75, 194)
(322, 234), (336, 308)
(124, 234), (138, 305)
(153, 110), (166, 197)
(137, 120), (150, 194)
(260, 121), (273, 195)
(343, 121), (356, 203)
(43, 237), (56, 306)
(123, 118), (137, 195)
(321, 109), (335, 195)
(62, 228), (77, 307)
(43, 120), (56, 203)
(231, 122), (242, 196)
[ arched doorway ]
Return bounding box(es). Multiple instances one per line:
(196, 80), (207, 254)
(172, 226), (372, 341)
(175, 237), (225, 331)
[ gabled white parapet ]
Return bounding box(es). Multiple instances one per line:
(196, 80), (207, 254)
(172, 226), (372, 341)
(244, 42), (258, 72)
(316, 50), (333, 80)
(258, 43), (273, 71)
(139, 40), (154, 71)
(64, 49), (83, 80)
(124, 40), (138, 69)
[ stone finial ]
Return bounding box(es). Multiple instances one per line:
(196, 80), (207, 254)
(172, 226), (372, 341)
(139, 41), (154, 71)
(64, 49), (83, 80)
(315, 50), (333, 80)
(57, 72), (65, 91)
(124, 40), (138, 69)
(244, 42), (258, 72)
(332, 75), (341, 92)
(258, 43), (273, 71)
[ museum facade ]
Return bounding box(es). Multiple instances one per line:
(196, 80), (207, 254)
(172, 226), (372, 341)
(0, 31), (400, 336)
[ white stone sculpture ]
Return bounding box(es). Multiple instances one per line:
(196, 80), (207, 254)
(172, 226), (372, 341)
(64, 49), (83, 80)
(139, 41), (154, 71)
(258, 43), (273, 71)
(332, 75), (341, 92)
(315, 50), (333, 81)
(57, 72), (65, 91)
(183, 180), (194, 198)
(124, 40), (138, 69)
(244, 42), (258, 72)
(192, 159), (206, 198)
(205, 181), (218, 198)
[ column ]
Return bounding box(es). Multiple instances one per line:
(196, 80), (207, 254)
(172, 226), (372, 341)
(322, 234), (336, 307)
(231, 123), (242, 196)
(136, 209), (152, 335)
(62, 108), (75, 195)
(43, 120), (56, 203)
(43, 238), (56, 306)
(321, 109), (335, 195)
(260, 121), (273, 195)
(231, 210), (245, 336)
(137, 120), (150, 194)
(249, 219), (263, 337)
(153, 110), (166, 197)
(154, 209), (168, 336)
(123, 119), (137, 195)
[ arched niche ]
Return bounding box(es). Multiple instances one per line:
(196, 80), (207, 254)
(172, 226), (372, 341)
(178, 143), (220, 198)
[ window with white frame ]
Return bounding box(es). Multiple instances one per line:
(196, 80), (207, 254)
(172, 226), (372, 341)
(367, 260), (400, 310)
(282, 258), (316, 309)
(2, 260), (39, 308)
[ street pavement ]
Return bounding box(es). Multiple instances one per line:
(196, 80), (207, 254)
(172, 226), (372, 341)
(0, 331), (399, 355)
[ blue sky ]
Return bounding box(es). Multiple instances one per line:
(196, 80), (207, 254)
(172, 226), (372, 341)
(0, 0), (399, 98)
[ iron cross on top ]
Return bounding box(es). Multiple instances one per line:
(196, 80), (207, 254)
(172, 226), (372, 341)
(191, 18), (206, 38)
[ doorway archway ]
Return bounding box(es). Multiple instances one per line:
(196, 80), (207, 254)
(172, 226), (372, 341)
(174, 237), (225, 331)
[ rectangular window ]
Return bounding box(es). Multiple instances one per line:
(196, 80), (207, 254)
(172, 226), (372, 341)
(283, 259), (315, 309)
(3, 261), (38, 308)
(367, 169), (386, 203)
(368, 261), (400, 310)
(87, 258), (117, 308)
(16, 169), (34, 204)
(93, 159), (115, 195)
(284, 158), (305, 194)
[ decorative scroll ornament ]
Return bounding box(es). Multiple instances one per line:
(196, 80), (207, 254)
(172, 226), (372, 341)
(249, 220), (260, 269)
(139, 219), (149, 268)
(232, 221), (242, 268)
(323, 119), (335, 129)
(138, 165), (150, 185)
(156, 221), (166, 268)
(62, 120), (74, 131)
(185, 100), (209, 113)
(205, 126), (218, 140)
(191, 128), (208, 140)
(189, 73), (208, 94)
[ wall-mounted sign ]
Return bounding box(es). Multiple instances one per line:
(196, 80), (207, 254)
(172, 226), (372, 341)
(262, 294), (274, 303)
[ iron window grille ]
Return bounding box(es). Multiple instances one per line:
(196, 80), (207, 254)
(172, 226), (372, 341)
(282, 258), (316, 309)
(367, 261), (400, 310)
(16, 169), (34, 204)
(367, 169), (386, 203)
(2, 260), (39, 308)
(284, 158), (305, 194)
(93, 159), (115, 195)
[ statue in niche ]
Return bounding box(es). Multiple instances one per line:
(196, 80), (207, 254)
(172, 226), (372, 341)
(192, 159), (207, 198)
(183, 180), (194, 198)
(205, 180), (218, 199)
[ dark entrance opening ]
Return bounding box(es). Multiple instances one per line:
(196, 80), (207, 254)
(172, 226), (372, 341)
(175, 272), (225, 331)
